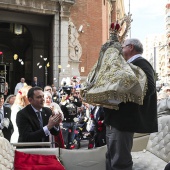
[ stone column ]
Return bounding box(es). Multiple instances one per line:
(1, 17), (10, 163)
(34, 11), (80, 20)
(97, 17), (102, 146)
(52, 13), (60, 88)
(58, 1), (74, 86)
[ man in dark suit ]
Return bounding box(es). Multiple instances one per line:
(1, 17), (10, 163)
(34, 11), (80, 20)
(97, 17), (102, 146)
(31, 76), (42, 88)
(0, 95), (14, 141)
(88, 106), (106, 148)
(104, 38), (158, 170)
(16, 86), (62, 144)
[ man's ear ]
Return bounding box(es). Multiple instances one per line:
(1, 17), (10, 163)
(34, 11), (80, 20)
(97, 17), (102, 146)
(28, 97), (32, 103)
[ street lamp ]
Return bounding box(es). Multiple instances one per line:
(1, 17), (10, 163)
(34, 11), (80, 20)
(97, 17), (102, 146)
(45, 66), (48, 86)
(0, 76), (5, 95)
(44, 62), (50, 86)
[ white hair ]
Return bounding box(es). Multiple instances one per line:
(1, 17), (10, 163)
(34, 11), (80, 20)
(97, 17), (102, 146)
(44, 91), (52, 99)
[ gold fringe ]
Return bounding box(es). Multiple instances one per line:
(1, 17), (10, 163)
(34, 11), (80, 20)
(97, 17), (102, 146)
(82, 82), (148, 110)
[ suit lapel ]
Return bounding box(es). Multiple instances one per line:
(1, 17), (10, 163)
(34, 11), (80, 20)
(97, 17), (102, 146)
(27, 105), (40, 129)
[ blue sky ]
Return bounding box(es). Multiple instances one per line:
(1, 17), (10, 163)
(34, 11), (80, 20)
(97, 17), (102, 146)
(124, 0), (167, 42)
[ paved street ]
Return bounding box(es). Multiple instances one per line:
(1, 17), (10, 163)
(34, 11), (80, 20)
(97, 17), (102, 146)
(74, 139), (89, 150)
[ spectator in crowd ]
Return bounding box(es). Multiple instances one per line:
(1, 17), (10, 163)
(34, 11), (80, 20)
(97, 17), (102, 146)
(60, 86), (82, 149)
(44, 91), (64, 148)
(104, 39), (158, 170)
(83, 102), (93, 119)
(16, 86), (62, 144)
(161, 86), (170, 96)
(70, 76), (77, 88)
(10, 85), (32, 143)
(0, 94), (14, 142)
(44, 91), (64, 121)
(44, 85), (53, 95)
(31, 76), (42, 88)
(77, 106), (86, 125)
(88, 106), (106, 149)
(157, 86), (170, 116)
(74, 105), (88, 148)
(51, 84), (55, 88)
(52, 86), (60, 104)
(14, 78), (26, 95)
(75, 80), (81, 89)
(4, 94), (16, 108)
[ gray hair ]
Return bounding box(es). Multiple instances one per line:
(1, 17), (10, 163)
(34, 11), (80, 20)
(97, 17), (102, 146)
(4, 94), (16, 103)
(44, 91), (52, 99)
(44, 85), (52, 91)
(52, 86), (57, 90)
(125, 38), (143, 54)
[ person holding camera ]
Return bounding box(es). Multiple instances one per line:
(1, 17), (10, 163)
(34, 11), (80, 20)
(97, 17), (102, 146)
(60, 86), (82, 149)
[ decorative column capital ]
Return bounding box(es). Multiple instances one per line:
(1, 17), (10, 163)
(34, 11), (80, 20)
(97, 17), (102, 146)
(59, 0), (75, 20)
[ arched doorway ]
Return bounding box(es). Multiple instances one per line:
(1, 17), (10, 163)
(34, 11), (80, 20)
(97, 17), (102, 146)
(0, 22), (32, 93)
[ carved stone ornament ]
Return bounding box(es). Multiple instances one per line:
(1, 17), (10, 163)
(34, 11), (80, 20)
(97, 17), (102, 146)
(68, 21), (82, 61)
(59, 0), (75, 20)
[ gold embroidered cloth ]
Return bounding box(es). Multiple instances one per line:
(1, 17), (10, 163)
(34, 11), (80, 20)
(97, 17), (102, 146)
(81, 45), (147, 109)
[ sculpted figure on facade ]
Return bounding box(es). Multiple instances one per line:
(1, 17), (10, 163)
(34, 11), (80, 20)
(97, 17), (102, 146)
(68, 21), (82, 61)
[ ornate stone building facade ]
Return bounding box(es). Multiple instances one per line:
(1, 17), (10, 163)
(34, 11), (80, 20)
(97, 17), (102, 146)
(0, 0), (75, 90)
(0, 0), (125, 90)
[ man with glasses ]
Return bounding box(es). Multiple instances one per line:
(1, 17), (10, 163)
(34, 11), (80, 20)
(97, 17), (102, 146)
(104, 38), (158, 170)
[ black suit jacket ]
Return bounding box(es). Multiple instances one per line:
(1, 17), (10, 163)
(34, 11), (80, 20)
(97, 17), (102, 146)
(31, 81), (42, 88)
(104, 57), (158, 133)
(2, 106), (14, 141)
(60, 96), (82, 122)
(16, 104), (59, 143)
(91, 107), (105, 124)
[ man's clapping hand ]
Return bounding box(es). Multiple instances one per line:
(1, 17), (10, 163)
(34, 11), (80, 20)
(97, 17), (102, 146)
(47, 113), (62, 130)
(1, 118), (10, 128)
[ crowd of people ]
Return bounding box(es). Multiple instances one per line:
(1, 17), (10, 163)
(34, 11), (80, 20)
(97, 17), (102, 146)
(0, 75), (106, 150)
(2, 38), (169, 170)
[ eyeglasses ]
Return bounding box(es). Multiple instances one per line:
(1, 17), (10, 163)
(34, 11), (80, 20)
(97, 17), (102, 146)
(45, 89), (52, 91)
(122, 44), (131, 48)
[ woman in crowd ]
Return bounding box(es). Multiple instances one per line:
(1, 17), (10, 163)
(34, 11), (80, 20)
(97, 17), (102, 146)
(44, 91), (64, 148)
(44, 91), (64, 119)
(4, 94), (16, 108)
(10, 85), (32, 143)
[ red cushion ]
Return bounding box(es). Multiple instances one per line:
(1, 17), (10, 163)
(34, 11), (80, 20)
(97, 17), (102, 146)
(14, 150), (65, 170)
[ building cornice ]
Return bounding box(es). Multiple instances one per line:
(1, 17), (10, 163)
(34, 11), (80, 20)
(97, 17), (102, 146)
(0, 0), (60, 15)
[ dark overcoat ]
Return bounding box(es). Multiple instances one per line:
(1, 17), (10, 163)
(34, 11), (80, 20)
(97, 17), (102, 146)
(104, 57), (158, 133)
